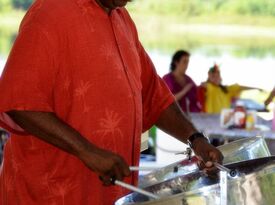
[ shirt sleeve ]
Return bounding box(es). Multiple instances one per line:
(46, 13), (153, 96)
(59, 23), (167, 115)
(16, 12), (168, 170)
(0, 23), (58, 134)
(138, 44), (175, 132)
(228, 84), (242, 98)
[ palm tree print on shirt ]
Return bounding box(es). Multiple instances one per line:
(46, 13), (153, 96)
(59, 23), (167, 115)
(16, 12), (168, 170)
(95, 109), (124, 151)
(51, 179), (78, 205)
(75, 80), (92, 113)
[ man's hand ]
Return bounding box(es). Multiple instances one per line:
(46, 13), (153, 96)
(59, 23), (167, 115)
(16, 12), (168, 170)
(192, 138), (223, 175)
(80, 147), (131, 186)
(155, 102), (223, 174)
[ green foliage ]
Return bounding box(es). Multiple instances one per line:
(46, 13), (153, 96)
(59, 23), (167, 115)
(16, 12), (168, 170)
(222, 0), (275, 16)
(128, 0), (275, 17)
(0, 28), (16, 56)
(138, 28), (275, 58)
(12, 0), (33, 10)
(1, 0), (275, 17)
(0, 0), (12, 12)
(127, 0), (275, 58)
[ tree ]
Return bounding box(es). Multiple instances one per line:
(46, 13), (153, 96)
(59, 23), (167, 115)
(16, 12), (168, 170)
(12, 0), (33, 10)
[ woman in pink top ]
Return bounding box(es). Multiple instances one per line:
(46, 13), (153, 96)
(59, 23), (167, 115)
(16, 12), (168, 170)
(163, 50), (201, 113)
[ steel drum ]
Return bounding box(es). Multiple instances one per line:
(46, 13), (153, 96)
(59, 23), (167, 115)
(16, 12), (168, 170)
(116, 156), (275, 205)
(138, 136), (270, 188)
(218, 136), (271, 164)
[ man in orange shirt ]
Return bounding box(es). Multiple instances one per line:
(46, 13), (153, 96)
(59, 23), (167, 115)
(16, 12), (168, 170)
(0, 0), (223, 204)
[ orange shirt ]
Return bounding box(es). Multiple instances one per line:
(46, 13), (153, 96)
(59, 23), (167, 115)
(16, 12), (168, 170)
(0, 0), (174, 204)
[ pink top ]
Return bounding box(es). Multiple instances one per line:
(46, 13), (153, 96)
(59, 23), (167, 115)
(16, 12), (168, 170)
(163, 73), (201, 113)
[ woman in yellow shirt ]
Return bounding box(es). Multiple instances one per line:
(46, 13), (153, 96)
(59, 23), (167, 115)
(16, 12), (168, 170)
(202, 64), (259, 114)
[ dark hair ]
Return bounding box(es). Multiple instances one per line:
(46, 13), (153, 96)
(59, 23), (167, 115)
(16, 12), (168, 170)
(170, 50), (190, 71)
(207, 64), (228, 93)
(208, 64), (220, 74)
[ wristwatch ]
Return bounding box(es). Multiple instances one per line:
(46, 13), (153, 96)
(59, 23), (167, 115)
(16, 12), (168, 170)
(187, 132), (209, 149)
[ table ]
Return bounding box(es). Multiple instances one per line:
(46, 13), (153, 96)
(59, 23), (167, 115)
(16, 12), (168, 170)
(189, 113), (275, 154)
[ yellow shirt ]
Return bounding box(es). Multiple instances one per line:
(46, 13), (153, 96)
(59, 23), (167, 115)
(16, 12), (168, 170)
(205, 83), (241, 114)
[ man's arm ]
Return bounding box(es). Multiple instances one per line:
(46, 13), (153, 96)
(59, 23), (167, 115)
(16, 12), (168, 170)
(240, 85), (262, 91)
(7, 110), (130, 185)
(155, 102), (223, 164)
(265, 87), (275, 106)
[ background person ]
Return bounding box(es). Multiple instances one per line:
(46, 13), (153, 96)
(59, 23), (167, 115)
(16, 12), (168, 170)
(201, 64), (261, 114)
(163, 50), (201, 113)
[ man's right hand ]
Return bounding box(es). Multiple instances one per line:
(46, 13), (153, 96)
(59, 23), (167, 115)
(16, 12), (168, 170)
(80, 146), (131, 186)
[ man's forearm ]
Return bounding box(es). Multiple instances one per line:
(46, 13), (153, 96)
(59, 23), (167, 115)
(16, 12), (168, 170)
(7, 110), (95, 161)
(156, 102), (224, 167)
(7, 110), (131, 181)
(240, 85), (260, 91)
(155, 102), (197, 143)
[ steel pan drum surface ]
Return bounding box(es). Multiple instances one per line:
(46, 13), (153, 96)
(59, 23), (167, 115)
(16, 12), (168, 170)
(116, 156), (275, 205)
(138, 136), (270, 188)
(218, 136), (270, 164)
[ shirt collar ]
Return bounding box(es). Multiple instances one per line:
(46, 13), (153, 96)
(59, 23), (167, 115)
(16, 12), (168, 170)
(76, 0), (116, 14)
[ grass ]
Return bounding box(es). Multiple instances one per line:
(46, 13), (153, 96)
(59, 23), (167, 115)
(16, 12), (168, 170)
(126, 0), (275, 27)
(126, 1), (275, 54)
(1, 7), (275, 57)
(128, 11), (275, 27)
(129, 15), (275, 57)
